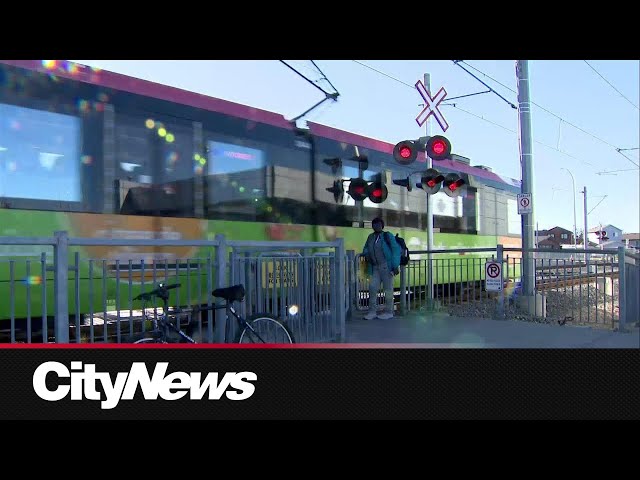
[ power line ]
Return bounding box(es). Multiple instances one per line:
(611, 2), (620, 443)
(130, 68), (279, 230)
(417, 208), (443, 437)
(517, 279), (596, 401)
(352, 60), (416, 89)
(588, 195), (608, 215)
(351, 61), (596, 168)
(616, 148), (640, 167)
(458, 61), (629, 152)
(450, 102), (595, 166)
(452, 61), (517, 109)
(460, 61), (640, 170)
(448, 105), (592, 164)
(456, 61), (640, 169)
(583, 60), (640, 111)
(596, 167), (639, 175)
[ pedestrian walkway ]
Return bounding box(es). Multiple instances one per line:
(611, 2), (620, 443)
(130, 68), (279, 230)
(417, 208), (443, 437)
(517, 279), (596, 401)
(345, 310), (640, 348)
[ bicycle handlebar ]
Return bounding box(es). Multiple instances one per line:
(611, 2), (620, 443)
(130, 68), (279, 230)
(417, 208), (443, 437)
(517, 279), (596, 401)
(134, 282), (181, 301)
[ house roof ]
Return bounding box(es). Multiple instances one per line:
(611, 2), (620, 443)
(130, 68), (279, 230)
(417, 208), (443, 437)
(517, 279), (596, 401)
(547, 226), (573, 234)
(589, 225), (622, 233)
(622, 233), (640, 240)
(536, 226), (573, 235)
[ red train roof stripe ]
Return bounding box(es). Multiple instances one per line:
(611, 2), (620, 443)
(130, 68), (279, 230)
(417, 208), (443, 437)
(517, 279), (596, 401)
(1, 60), (520, 187)
(0, 60), (293, 130)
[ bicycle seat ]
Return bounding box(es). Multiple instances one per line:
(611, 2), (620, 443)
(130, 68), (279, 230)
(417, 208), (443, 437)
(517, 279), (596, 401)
(212, 284), (245, 302)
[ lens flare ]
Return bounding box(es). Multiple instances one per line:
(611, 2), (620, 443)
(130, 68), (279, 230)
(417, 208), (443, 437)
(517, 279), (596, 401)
(24, 275), (42, 286)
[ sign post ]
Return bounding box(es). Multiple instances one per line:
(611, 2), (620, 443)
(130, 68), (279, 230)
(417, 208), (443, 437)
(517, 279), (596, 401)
(415, 75), (449, 310)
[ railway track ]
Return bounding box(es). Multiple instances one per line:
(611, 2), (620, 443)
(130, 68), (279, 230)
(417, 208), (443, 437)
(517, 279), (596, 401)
(535, 271), (618, 291)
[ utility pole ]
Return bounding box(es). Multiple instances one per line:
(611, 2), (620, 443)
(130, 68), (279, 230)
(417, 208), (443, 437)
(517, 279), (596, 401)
(582, 186), (589, 271)
(560, 167), (578, 249)
(516, 60), (536, 297)
(424, 73), (434, 305)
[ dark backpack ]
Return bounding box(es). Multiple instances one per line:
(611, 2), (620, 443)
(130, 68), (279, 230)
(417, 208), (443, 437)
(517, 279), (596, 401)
(384, 232), (410, 266)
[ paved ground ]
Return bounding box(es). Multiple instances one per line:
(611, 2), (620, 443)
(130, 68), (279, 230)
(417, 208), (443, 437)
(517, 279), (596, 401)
(345, 310), (640, 348)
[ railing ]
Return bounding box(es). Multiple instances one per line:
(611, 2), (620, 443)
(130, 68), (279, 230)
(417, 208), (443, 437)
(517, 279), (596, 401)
(0, 231), (346, 344)
(350, 245), (635, 331)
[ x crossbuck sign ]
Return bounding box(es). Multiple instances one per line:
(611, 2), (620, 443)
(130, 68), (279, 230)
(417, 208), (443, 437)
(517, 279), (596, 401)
(415, 80), (449, 132)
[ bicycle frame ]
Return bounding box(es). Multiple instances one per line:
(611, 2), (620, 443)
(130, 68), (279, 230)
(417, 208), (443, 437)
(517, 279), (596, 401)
(198, 302), (268, 343)
(138, 289), (268, 344)
(140, 293), (196, 344)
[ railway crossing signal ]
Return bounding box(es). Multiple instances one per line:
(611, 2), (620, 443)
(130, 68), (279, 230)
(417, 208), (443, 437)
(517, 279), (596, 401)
(425, 135), (451, 161)
(419, 168), (445, 194)
(367, 181), (388, 204)
(326, 178), (388, 203)
(392, 135), (452, 165)
(442, 173), (465, 197)
(395, 169), (466, 197)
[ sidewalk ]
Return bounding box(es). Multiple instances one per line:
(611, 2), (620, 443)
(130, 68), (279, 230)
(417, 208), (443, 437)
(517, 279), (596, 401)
(345, 310), (640, 348)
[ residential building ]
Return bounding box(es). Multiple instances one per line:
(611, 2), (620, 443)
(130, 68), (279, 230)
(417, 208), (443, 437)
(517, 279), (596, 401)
(535, 226), (575, 249)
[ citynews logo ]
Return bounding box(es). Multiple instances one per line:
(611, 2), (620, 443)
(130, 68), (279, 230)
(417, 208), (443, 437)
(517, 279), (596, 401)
(33, 361), (257, 410)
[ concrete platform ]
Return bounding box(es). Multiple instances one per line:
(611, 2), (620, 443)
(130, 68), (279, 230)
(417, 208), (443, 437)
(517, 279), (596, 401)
(345, 310), (640, 348)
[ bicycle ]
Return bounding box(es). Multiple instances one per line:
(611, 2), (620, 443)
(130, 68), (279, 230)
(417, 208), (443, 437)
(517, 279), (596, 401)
(129, 282), (295, 344)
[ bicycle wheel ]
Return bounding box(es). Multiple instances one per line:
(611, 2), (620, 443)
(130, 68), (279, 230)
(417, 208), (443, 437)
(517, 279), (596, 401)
(235, 314), (295, 344)
(133, 337), (164, 344)
(129, 332), (166, 344)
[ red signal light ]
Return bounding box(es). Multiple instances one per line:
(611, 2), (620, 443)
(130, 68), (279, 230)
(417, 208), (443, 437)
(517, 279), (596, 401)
(432, 140), (446, 155)
(420, 168), (444, 194)
(347, 178), (370, 202)
(443, 173), (465, 197)
(367, 182), (388, 204)
(393, 140), (418, 165)
(426, 135), (451, 161)
(399, 146), (412, 159)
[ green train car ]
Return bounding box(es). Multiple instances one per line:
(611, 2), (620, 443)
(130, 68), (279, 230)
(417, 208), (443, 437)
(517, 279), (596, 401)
(0, 60), (522, 322)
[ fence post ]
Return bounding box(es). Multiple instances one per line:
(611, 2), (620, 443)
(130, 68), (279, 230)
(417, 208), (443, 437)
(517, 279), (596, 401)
(496, 244), (505, 320)
(400, 265), (407, 315)
(617, 246), (626, 332)
(214, 234), (227, 343)
(54, 231), (69, 343)
(335, 238), (346, 342)
(346, 250), (355, 319)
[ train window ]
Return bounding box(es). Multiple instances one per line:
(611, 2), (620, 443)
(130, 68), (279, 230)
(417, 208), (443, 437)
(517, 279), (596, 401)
(115, 113), (196, 218)
(0, 102), (81, 203)
(204, 137), (267, 222)
(0, 73), (103, 213)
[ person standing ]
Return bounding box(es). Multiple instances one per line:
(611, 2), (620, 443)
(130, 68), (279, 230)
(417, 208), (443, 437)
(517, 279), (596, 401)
(362, 217), (401, 320)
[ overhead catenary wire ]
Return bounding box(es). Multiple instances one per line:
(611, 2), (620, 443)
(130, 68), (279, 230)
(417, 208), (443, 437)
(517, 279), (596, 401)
(458, 60), (639, 167)
(351, 60), (632, 170)
(352, 60), (593, 167)
(583, 60), (640, 111)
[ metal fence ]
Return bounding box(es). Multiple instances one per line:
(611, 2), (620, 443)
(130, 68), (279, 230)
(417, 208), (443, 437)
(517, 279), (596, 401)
(351, 245), (637, 331)
(0, 231), (346, 344)
(2, 232), (635, 344)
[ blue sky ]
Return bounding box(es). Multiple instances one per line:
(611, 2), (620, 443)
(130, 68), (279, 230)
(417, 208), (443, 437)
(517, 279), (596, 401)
(73, 60), (640, 235)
